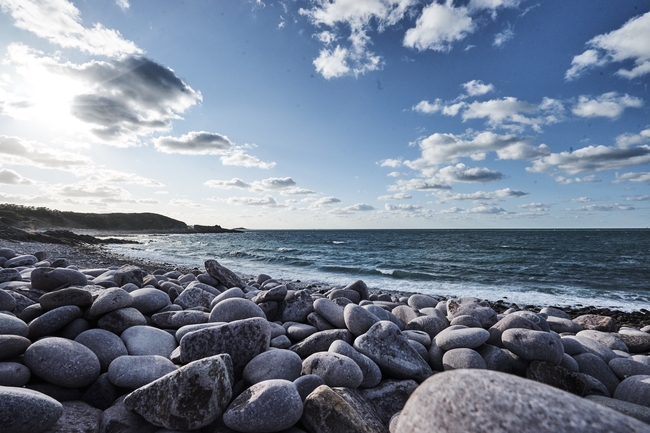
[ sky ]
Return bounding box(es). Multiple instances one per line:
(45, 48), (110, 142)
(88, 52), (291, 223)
(0, 0), (649, 229)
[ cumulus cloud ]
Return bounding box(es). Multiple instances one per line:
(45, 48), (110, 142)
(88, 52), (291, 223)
(462, 97), (565, 132)
(154, 132), (234, 155)
(204, 178), (251, 190)
(227, 195), (281, 207)
(0, 168), (34, 185)
(308, 196), (342, 209)
(626, 195), (650, 201)
(0, 135), (92, 171)
(555, 175), (599, 185)
(434, 187), (527, 203)
(570, 204), (635, 212)
(469, 205), (508, 214)
(0, 0), (141, 57)
(403, 1), (475, 52)
(378, 192), (412, 200)
(571, 197), (591, 203)
(437, 163), (504, 183)
(462, 79), (494, 97)
(54, 181), (131, 199)
(388, 178), (451, 192)
(572, 92), (643, 119)
(220, 150), (276, 169)
(385, 203), (422, 212)
(116, 0), (129, 11)
(616, 129), (650, 147)
(613, 171), (650, 184)
(379, 158), (403, 168)
(566, 11), (650, 80)
(412, 99), (442, 114)
(343, 203), (375, 211)
(518, 202), (550, 211)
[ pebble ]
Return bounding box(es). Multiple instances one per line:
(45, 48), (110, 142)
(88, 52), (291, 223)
(121, 325), (178, 358)
(574, 314), (618, 332)
(279, 290), (314, 323)
(0, 288), (17, 310)
(24, 337), (100, 388)
(302, 352), (364, 388)
(243, 349), (303, 384)
(330, 339), (382, 388)
(209, 297), (266, 322)
(97, 307), (147, 334)
(114, 264), (147, 288)
(290, 328), (353, 359)
(88, 287), (133, 319)
(442, 348), (487, 370)
(609, 357), (650, 380)
(4, 254), (38, 268)
(100, 396), (159, 433)
(30, 267), (88, 292)
(343, 303), (379, 336)
(613, 375), (650, 408)
(108, 355), (176, 388)
(0, 334), (31, 360)
(0, 269), (22, 285)
(0, 386), (63, 433)
(0, 313), (29, 337)
(618, 328), (650, 352)
(43, 400), (102, 433)
(446, 297), (498, 328)
(501, 328), (563, 365)
(407, 294), (438, 310)
(223, 379), (303, 433)
(130, 288), (171, 314)
(525, 360), (609, 397)
(151, 310), (209, 328)
(573, 352), (620, 396)
(174, 286), (215, 310)
(313, 297), (346, 328)
(27, 305), (82, 340)
(38, 287), (93, 311)
(75, 328), (129, 371)
(435, 326), (489, 350)
(0, 362), (31, 386)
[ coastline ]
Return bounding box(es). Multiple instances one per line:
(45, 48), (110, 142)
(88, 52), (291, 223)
(5, 238), (649, 329)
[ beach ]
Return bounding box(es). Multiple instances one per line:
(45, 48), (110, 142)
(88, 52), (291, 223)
(2, 236), (650, 432)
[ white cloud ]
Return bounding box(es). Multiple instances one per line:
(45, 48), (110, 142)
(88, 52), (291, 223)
(572, 92), (643, 119)
(379, 158), (403, 168)
(434, 187), (527, 203)
(570, 204), (635, 212)
(626, 195), (650, 201)
(437, 163), (504, 183)
(385, 203), (422, 212)
(227, 195), (281, 207)
(169, 199), (204, 207)
(308, 196), (342, 209)
(54, 181), (131, 200)
(571, 197), (592, 203)
(0, 135), (92, 171)
(0, 0), (141, 57)
(616, 129), (650, 147)
(313, 46), (351, 79)
(403, 2), (475, 52)
(518, 202), (550, 211)
(555, 175), (599, 185)
(493, 25), (514, 47)
(378, 192), (412, 200)
(341, 203), (375, 212)
(462, 80), (494, 97)
(412, 99), (442, 114)
(462, 97), (565, 132)
(469, 205), (508, 214)
(220, 150), (276, 169)
(387, 171), (401, 178)
(87, 169), (164, 187)
(154, 132), (234, 155)
(204, 178), (251, 190)
(116, 0), (129, 11)
(388, 178), (451, 192)
(0, 168), (34, 185)
(566, 11), (650, 80)
(614, 171), (650, 184)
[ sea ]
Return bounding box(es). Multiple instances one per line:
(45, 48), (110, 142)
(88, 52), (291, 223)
(103, 229), (650, 312)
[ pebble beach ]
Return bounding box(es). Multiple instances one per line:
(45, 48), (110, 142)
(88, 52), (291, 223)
(1, 240), (650, 433)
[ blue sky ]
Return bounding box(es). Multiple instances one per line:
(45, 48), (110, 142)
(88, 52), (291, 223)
(0, 0), (648, 229)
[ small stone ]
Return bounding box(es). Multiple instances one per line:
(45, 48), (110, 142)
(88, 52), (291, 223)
(391, 306), (420, 325)
(396, 369), (650, 433)
(343, 280), (370, 301)
(307, 311), (336, 331)
(151, 310), (209, 329)
(407, 294), (438, 310)
(108, 355), (176, 389)
(285, 322), (318, 341)
(0, 362), (31, 386)
(358, 379), (418, 426)
(609, 357), (650, 380)
(510, 311), (550, 332)
(0, 386), (63, 433)
(573, 353), (620, 396)
(0, 269), (21, 284)
(572, 335), (617, 362)
(243, 349), (303, 384)
(121, 325), (177, 358)
(294, 374), (325, 401)
(404, 315), (448, 339)
(278, 290), (314, 323)
(174, 322), (226, 343)
(329, 340), (382, 388)
(75, 328), (129, 372)
(174, 287), (215, 310)
(540, 307), (571, 319)
(30, 267), (88, 292)
(100, 396), (159, 433)
(526, 361), (610, 397)
(209, 297), (266, 323)
(302, 352), (364, 388)
(43, 400), (102, 433)
(24, 337), (100, 388)
(328, 288), (361, 304)
(446, 297), (497, 328)
(501, 328), (563, 365)
(124, 354), (234, 431)
(223, 379), (303, 433)
(81, 373), (120, 410)
(343, 303), (379, 337)
(573, 314), (618, 332)
(475, 344), (513, 373)
(271, 334), (291, 349)
(488, 314), (541, 348)
(0, 289), (17, 311)
(449, 314), (482, 328)
(313, 298), (346, 329)
(546, 316), (583, 334)
(618, 329), (650, 353)
(5, 255), (38, 268)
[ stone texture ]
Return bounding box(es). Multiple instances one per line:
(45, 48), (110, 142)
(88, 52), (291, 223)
(0, 269), (22, 284)
(546, 316), (583, 334)
(279, 290), (314, 323)
(180, 317), (271, 374)
(81, 373), (119, 411)
(343, 280), (370, 301)
(30, 268), (88, 292)
(329, 340), (382, 389)
(39, 288), (93, 311)
(223, 379), (303, 433)
(5, 255), (38, 268)
(354, 321), (433, 382)
(294, 374), (325, 401)
(313, 298), (346, 329)
(100, 396), (159, 433)
(359, 379), (418, 426)
(302, 352), (364, 389)
(151, 311), (209, 329)
(209, 298), (266, 323)
(88, 288), (133, 319)
(0, 289), (17, 311)
(24, 337), (100, 388)
(404, 315), (448, 339)
(436, 327), (489, 350)
(130, 288), (171, 314)
(0, 334), (31, 360)
(289, 329), (352, 359)
(574, 353), (620, 396)
(124, 354), (234, 431)
(205, 259), (246, 289)
(108, 355), (176, 389)
(174, 287), (215, 310)
(488, 314), (541, 347)
(610, 357), (650, 380)
(0, 386), (63, 433)
(97, 307), (147, 334)
(618, 329), (650, 353)
(577, 330), (628, 352)
(0, 313), (28, 337)
(586, 395), (650, 425)
(243, 349), (303, 384)
(501, 328), (563, 365)
(573, 314), (618, 332)
(395, 369), (650, 433)
(75, 328), (129, 372)
(344, 303), (380, 337)
(121, 325), (177, 358)
(446, 297), (497, 328)
(42, 400), (102, 433)
(28, 305), (82, 340)
(407, 294), (438, 310)
(526, 361), (610, 397)
(114, 265), (147, 288)
(572, 335), (617, 362)
(0, 362), (31, 386)
(613, 375), (650, 408)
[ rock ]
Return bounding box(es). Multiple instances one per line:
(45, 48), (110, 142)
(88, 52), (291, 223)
(151, 311), (209, 329)
(446, 297), (497, 328)
(436, 326), (489, 350)
(5, 255), (38, 268)
(343, 280), (370, 301)
(124, 354), (234, 431)
(24, 337), (100, 388)
(586, 395), (650, 425)
(130, 288), (171, 314)
(572, 335), (618, 362)
(313, 298), (346, 329)
(302, 352), (364, 389)
(573, 314), (618, 332)
(501, 328), (563, 365)
(561, 353), (580, 372)
(114, 265), (147, 288)
(121, 325), (177, 358)
(526, 361), (610, 397)
(344, 303), (380, 337)
(395, 369), (650, 433)
(0, 362), (31, 386)
(573, 352), (620, 396)
(81, 373), (119, 410)
(510, 311), (550, 332)
(561, 336), (585, 356)
(223, 379), (303, 433)
(488, 314), (541, 347)
(392, 306), (420, 325)
(307, 311), (336, 331)
(271, 334), (291, 349)
(175, 322), (226, 343)
(100, 396), (159, 433)
(39, 288), (93, 311)
(354, 321), (433, 382)
(407, 294), (438, 310)
(43, 400), (102, 433)
(0, 313), (28, 337)
(243, 349), (303, 384)
(404, 315), (448, 339)
(475, 344), (513, 373)
(174, 287), (215, 310)
(359, 379), (418, 426)
(289, 329), (352, 359)
(209, 298), (266, 323)
(278, 290), (313, 325)
(180, 317), (270, 374)
(540, 306), (571, 319)
(329, 288), (361, 304)
(577, 330), (628, 352)
(610, 357), (650, 380)
(442, 348), (487, 370)
(28, 305), (82, 340)
(546, 316), (583, 334)
(209, 287), (245, 309)
(618, 329), (650, 353)
(91, 270), (117, 288)
(30, 268), (88, 292)
(301, 385), (388, 433)
(0, 334), (31, 360)
(0, 269), (22, 284)
(75, 328), (129, 371)
(0, 289), (17, 311)
(614, 375), (650, 408)
(205, 259), (246, 289)
(285, 322), (318, 341)
(0, 386), (63, 433)
(252, 284), (287, 303)
(108, 355), (176, 389)
(0, 248), (15, 259)
(88, 288), (134, 319)
(98, 307), (147, 334)
(294, 374), (325, 401)
(449, 314), (482, 328)
(329, 340), (382, 388)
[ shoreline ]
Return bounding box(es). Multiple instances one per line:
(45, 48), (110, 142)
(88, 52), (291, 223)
(4, 238), (649, 329)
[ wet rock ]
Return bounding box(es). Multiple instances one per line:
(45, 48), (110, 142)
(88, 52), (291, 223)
(30, 268), (88, 292)
(290, 329), (352, 359)
(24, 337), (100, 388)
(526, 361), (610, 397)
(108, 355), (176, 389)
(205, 259), (246, 289)
(0, 386), (63, 433)
(354, 321), (433, 382)
(243, 349), (303, 384)
(302, 352), (364, 389)
(501, 328), (563, 365)
(121, 325), (177, 358)
(223, 379), (303, 433)
(395, 369), (649, 433)
(124, 354), (234, 431)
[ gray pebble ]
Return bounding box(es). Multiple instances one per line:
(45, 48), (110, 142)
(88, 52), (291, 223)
(0, 386), (63, 433)
(243, 349), (303, 384)
(108, 354), (176, 388)
(121, 325), (177, 358)
(75, 328), (129, 371)
(24, 337), (100, 388)
(0, 362), (31, 386)
(302, 352), (364, 388)
(209, 297), (266, 322)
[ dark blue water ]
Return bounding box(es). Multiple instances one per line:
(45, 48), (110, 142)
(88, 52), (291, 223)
(105, 229), (650, 311)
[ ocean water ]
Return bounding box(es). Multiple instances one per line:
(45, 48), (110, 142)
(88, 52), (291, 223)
(103, 229), (650, 311)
